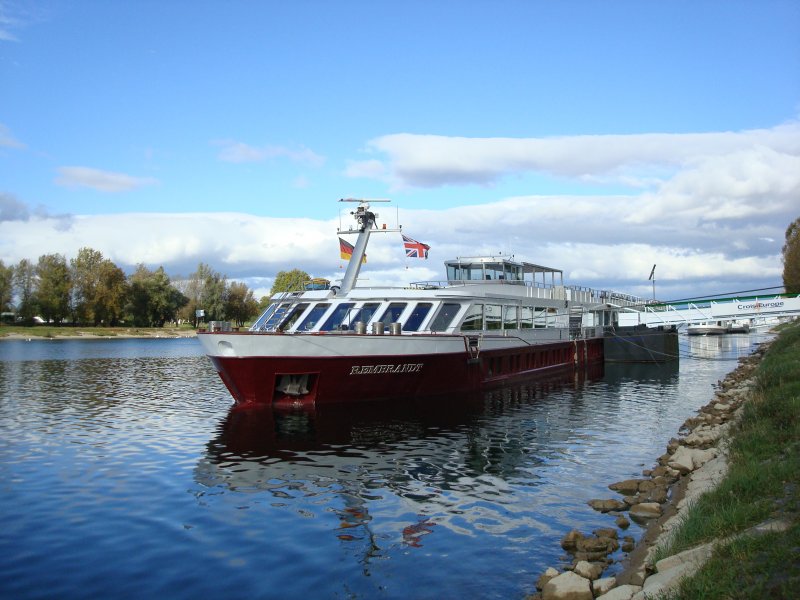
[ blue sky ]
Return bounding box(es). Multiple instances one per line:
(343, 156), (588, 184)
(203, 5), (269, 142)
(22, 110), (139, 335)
(1, 0), (799, 301)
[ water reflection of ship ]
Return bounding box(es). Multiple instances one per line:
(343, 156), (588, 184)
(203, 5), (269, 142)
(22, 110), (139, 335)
(199, 365), (605, 474)
(194, 366), (605, 556)
(685, 332), (761, 359)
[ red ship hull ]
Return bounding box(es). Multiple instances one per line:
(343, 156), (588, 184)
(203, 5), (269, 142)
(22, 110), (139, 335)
(204, 335), (604, 408)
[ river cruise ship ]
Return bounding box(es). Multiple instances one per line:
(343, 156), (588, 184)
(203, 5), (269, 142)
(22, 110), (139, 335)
(198, 200), (643, 408)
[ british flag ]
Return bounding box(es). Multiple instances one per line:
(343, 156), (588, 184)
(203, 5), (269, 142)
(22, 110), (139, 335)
(402, 235), (430, 259)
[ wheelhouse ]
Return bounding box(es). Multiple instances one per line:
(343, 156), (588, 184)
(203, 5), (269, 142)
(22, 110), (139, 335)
(445, 256), (563, 287)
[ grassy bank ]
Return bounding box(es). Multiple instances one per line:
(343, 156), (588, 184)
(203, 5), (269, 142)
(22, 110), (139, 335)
(0, 324), (197, 339)
(654, 320), (800, 598)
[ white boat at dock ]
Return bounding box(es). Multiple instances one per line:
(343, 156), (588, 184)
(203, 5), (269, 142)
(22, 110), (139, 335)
(687, 321), (728, 336)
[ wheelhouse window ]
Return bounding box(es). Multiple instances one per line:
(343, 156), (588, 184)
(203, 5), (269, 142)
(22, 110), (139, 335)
(430, 302), (461, 331)
(485, 304), (502, 330)
(278, 303), (309, 331)
(251, 301), (284, 331)
(297, 303), (330, 331)
(320, 303), (356, 331)
(378, 302), (407, 324)
(404, 303), (433, 331)
(350, 302), (380, 326)
(460, 304), (484, 331)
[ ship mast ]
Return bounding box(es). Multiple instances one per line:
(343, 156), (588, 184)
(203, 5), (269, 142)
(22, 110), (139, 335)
(337, 198), (399, 295)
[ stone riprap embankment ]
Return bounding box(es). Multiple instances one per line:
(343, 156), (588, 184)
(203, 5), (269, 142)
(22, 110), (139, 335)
(527, 341), (771, 600)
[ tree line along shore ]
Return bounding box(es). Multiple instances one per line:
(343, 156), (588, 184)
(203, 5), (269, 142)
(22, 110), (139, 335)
(0, 247), (266, 329)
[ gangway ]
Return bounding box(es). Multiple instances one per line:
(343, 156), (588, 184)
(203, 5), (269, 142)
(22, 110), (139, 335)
(617, 294), (800, 329)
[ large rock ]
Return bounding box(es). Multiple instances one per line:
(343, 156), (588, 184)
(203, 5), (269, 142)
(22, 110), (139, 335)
(634, 530), (718, 599)
(646, 485), (669, 504)
(683, 425), (720, 448)
(629, 502), (662, 519)
(667, 446), (695, 473)
(596, 584), (642, 600)
(537, 567), (560, 590)
(573, 560), (603, 580)
(561, 529), (584, 551)
(593, 527), (617, 539)
(654, 542), (713, 574)
(542, 570), (593, 600)
(667, 446), (716, 474)
(576, 536), (618, 554)
(635, 561), (695, 599)
(588, 498), (627, 512)
(637, 479), (655, 493)
(608, 479), (642, 495)
(592, 577), (616, 596)
(649, 465), (679, 483)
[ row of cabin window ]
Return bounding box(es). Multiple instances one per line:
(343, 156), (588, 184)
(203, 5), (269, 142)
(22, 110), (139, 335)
(274, 301), (559, 333)
(278, 301), (461, 332)
(460, 304), (560, 331)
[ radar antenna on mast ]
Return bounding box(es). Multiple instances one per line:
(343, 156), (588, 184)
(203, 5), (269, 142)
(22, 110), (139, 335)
(336, 198), (401, 295)
(337, 198), (397, 232)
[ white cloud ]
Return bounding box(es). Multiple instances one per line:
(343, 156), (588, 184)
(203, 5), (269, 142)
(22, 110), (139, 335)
(348, 121), (800, 189)
(0, 197), (787, 302)
(623, 145), (800, 226)
(215, 140), (326, 167)
(55, 167), (159, 192)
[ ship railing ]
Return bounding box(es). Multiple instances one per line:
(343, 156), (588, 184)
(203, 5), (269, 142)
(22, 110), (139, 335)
(409, 279), (552, 290)
(563, 286), (646, 307)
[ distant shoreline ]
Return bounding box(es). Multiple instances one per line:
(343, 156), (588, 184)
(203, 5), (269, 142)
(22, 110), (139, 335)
(0, 328), (198, 341)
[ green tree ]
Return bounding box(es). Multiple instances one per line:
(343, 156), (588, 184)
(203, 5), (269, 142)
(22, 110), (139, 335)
(71, 247), (104, 325)
(179, 263), (227, 326)
(36, 253), (71, 325)
(201, 268), (227, 323)
(94, 260), (128, 326)
(270, 269), (310, 294)
(783, 216), (800, 294)
(128, 264), (187, 326)
(163, 281), (189, 326)
(127, 264), (152, 327)
(13, 259), (37, 324)
(225, 281), (259, 327)
(0, 260), (13, 314)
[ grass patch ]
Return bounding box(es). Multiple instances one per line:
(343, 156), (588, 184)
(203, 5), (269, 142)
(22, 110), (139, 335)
(651, 319), (800, 597)
(672, 522), (800, 599)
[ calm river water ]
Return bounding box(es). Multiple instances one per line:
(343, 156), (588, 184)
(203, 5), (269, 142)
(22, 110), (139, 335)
(0, 332), (769, 599)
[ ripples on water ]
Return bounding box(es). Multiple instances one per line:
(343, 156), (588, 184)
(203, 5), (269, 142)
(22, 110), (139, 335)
(0, 333), (769, 599)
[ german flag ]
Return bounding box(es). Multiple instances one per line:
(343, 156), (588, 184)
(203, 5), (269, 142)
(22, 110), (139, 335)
(339, 237), (366, 263)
